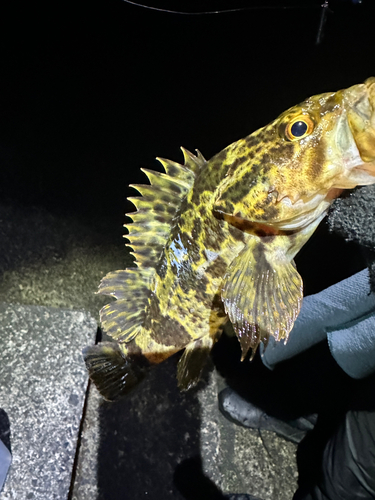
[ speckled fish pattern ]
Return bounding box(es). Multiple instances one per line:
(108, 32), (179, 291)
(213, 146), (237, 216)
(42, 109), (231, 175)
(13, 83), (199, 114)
(84, 78), (375, 401)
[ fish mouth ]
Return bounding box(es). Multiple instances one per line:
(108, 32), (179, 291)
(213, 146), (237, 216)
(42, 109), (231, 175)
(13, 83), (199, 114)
(344, 78), (375, 182)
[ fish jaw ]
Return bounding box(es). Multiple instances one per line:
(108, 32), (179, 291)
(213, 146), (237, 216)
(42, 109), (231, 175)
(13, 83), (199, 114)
(333, 78), (375, 188)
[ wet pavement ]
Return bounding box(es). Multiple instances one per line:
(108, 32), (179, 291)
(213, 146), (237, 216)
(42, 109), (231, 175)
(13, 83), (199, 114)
(0, 203), (298, 500)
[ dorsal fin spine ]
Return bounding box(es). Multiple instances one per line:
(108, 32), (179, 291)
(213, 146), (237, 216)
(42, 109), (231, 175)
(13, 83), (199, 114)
(195, 149), (206, 164)
(141, 168), (191, 191)
(128, 184), (181, 204)
(181, 147), (206, 172)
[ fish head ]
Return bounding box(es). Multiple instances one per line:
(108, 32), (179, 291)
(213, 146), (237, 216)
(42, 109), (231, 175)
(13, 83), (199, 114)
(213, 78), (375, 231)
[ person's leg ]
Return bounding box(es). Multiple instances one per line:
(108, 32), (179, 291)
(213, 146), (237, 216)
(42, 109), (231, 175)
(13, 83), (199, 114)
(294, 409), (375, 500)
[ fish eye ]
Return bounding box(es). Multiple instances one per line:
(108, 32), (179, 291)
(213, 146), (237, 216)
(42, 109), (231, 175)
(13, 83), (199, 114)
(285, 116), (314, 141)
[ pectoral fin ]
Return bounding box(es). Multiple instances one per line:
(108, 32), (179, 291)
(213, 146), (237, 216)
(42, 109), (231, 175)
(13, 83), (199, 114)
(221, 237), (303, 360)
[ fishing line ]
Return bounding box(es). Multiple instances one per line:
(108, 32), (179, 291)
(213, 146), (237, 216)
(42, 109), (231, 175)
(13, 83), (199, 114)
(121, 1), (364, 44)
(120, 0), (319, 16)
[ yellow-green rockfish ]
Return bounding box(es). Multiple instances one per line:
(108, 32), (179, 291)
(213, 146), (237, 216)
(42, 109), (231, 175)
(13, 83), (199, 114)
(84, 78), (375, 401)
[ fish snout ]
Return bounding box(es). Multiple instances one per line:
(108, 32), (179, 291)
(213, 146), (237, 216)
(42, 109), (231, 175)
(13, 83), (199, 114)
(365, 76), (375, 132)
(347, 78), (375, 164)
(365, 76), (375, 92)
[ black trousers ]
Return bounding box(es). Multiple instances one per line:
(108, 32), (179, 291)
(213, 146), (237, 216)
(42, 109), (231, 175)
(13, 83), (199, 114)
(294, 409), (375, 500)
(214, 336), (375, 500)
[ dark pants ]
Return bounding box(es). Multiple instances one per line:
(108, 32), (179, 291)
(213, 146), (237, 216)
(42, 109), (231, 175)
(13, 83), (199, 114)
(214, 335), (375, 500)
(264, 342), (375, 500)
(294, 409), (375, 500)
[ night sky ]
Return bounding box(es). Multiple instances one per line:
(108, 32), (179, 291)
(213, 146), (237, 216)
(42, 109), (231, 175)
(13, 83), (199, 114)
(1, 0), (374, 226)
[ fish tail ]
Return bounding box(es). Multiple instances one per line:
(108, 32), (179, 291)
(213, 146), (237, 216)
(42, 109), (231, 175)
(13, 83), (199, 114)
(83, 342), (149, 401)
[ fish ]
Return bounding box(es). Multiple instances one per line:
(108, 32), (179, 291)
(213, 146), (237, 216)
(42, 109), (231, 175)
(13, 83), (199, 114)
(83, 78), (375, 401)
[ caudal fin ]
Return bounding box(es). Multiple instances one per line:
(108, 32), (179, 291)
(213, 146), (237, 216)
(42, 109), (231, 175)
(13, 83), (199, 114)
(83, 342), (147, 401)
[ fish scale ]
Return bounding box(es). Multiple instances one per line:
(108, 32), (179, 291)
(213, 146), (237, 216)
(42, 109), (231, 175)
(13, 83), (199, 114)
(84, 78), (375, 401)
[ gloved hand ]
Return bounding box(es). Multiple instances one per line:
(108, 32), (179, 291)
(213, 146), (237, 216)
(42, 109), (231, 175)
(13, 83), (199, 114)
(258, 185), (375, 379)
(222, 184), (375, 500)
(219, 269), (375, 443)
(261, 268), (375, 379)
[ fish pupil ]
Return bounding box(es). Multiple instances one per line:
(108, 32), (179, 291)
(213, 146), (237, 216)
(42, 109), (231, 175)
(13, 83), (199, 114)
(291, 120), (308, 137)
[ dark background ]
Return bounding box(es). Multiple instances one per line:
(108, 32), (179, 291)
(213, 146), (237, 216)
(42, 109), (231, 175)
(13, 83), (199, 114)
(2, 0), (373, 293)
(1, 0), (374, 225)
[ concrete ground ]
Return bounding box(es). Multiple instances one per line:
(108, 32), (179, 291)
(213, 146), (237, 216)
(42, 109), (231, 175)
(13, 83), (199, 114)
(0, 202), (301, 499)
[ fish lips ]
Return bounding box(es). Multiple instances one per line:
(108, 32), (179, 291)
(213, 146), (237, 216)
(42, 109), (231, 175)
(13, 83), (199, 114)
(346, 78), (375, 176)
(333, 79), (375, 187)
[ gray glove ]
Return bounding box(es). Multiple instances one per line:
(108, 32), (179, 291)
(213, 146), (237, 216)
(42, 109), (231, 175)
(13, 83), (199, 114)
(261, 268), (375, 379)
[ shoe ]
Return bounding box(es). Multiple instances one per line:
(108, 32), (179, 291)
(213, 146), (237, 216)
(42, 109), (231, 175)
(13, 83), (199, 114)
(219, 388), (317, 444)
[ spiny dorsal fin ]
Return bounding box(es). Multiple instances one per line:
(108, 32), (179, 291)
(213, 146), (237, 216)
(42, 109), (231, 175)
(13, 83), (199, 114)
(181, 147), (206, 173)
(156, 158), (195, 187)
(141, 168), (191, 191)
(126, 148), (205, 267)
(97, 149), (206, 346)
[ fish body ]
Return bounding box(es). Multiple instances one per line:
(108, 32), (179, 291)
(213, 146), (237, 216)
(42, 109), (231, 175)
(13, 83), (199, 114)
(84, 79), (375, 401)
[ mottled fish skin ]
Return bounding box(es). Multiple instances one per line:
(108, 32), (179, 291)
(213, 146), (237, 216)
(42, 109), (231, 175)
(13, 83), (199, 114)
(84, 78), (375, 400)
